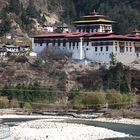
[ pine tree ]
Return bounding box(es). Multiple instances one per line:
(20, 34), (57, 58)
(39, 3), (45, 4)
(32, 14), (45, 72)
(8, 0), (21, 15)
(26, 0), (38, 18)
(0, 8), (11, 38)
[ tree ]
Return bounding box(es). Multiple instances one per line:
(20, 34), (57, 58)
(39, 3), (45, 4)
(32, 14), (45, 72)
(26, 0), (39, 18)
(110, 53), (116, 66)
(8, 0), (21, 15)
(0, 8), (11, 38)
(106, 91), (122, 109)
(107, 63), (130, 93)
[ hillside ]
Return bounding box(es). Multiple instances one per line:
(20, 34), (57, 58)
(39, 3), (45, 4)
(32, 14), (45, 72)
(0, 0), (140, 37)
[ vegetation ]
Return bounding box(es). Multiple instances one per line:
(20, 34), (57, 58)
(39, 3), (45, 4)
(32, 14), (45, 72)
(15, 56), (28, 63)
(106, 91), (131, 109)
(0, 0), (140, 35)
(77, 63), (130, 94)
(107, 63), (130, 93)
(1, 83), (56, 109)
(32, 58), (46, 68)
(68, 90), (132, 110)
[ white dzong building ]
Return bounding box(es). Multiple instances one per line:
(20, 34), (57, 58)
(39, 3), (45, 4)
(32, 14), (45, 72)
(32, 11), (140, 64)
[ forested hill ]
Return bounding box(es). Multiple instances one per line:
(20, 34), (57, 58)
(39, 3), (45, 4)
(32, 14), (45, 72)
(63, 0), (140, 34)
(0, 0), (140, 36)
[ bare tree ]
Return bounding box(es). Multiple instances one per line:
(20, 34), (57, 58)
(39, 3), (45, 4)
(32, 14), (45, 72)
(39, 46), (72, 62)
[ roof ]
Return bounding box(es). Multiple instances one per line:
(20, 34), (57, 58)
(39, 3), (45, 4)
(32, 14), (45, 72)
(33, 33), (68, 38)
(81, 15), (107, 18)
(33, 32), (113, 38)
(73, 19), (115, 24)
(90, 34), (140, 41)
(4, 45), (18, 48)
(74, 10), (115, 24)
(33, 32), (140, 41)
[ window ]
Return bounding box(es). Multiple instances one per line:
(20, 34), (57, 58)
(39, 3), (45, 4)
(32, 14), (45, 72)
(73, 42), (75, 46)
(69, 42), (71, 47)
(53, 40), (55, 46)
(58, 39), (61, 46)
(77, 42), (79, 46)
(115, 46), (117, 51)
(100, 47), (103, 51)
(120, 47), (125, 53)
(130, 47), (132, 52)
(87, 41), (89, 46)
(106, 46), (109, 51)
(63, 40), (66, 47)
(115, 42), (118, 46)
(95, 47), (97, 52)
(126, 47), (128, 52)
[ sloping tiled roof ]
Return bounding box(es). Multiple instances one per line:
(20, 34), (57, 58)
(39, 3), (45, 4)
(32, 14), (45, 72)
(90, 34), (140, 41)
(33, 32), (140, 41)
(33, 32), (112, 38)
(73, 19), (115, 24)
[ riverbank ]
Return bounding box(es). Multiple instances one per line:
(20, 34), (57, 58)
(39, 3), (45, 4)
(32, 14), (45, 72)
(1, 115), (140, 139)
(10, 118), (130, 140)
(94, 117), (140, 125)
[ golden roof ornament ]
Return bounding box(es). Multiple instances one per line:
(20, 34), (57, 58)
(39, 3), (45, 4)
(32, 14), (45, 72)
(91, 9), (97, 15)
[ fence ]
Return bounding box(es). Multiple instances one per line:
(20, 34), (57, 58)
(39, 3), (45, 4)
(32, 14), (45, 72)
(0, 125), (10, 140)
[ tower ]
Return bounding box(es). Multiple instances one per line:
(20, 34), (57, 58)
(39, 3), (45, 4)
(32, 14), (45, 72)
(73, 10), (115, 33)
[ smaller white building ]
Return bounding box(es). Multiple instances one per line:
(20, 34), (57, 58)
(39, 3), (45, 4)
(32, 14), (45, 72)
(19, 45), (30, 53)
(3, 45), (20, 56)
(0, 48), (6, 57)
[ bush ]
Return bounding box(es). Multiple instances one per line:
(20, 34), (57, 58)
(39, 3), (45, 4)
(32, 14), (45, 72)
(32, 59), (44, 67)
(11, 99), (19, 108)
(121, 94), (132, 109)
(73, 91), (105, 110)
(24, 102), (32, 110)
(15, 56), (28, 63)
(0, 96), (9, 108)
(106, 92), (122, 109)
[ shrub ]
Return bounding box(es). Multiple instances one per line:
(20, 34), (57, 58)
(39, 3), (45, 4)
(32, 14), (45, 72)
(11, 99), (19, 108)
(106, 92), (123, 109)
(15, 56), (28, 63)
(24, 102), (32, 110)
(73, 91), (105, 110)
(0, 96), (9, 108)
(121, 94), (132, 109)
(32, 59), (44, 67)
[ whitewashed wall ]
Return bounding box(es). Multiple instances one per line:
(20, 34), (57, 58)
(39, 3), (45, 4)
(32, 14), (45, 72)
(32, 38), (139, 64)
(114, 46), (136, 64)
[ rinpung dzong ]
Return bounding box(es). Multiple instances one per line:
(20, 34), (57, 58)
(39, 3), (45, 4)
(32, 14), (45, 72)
(32, 10), (140, 64)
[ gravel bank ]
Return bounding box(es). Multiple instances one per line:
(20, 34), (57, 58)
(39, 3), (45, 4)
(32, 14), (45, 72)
(10, 119), (129, 140)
